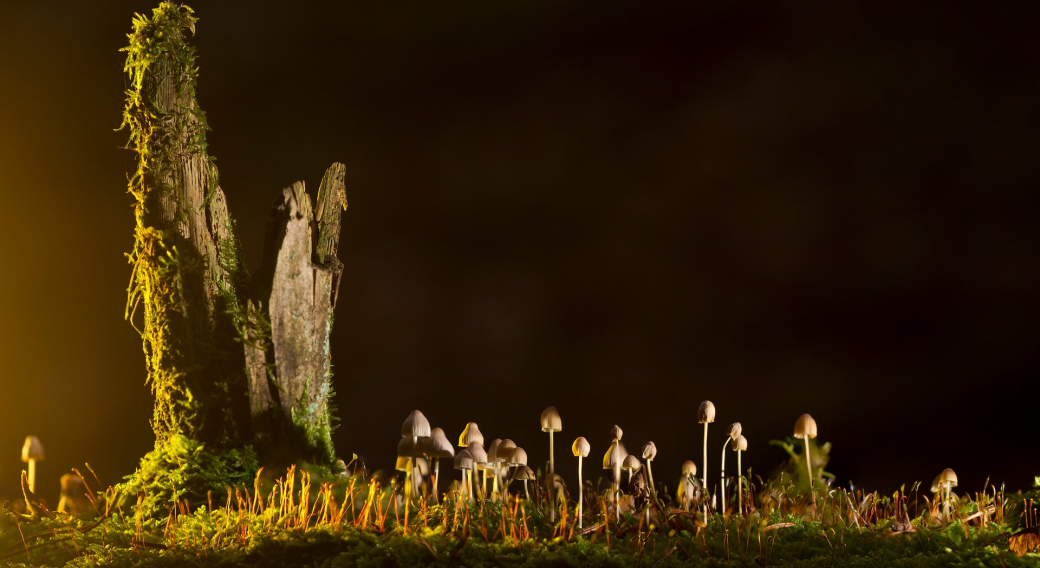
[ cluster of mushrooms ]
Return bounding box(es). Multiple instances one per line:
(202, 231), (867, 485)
(394, 406), (962, 524)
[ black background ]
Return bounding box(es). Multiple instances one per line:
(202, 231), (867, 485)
(0, 1), (1037, 504)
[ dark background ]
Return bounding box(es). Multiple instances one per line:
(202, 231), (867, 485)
(0, 0), (1038, 504)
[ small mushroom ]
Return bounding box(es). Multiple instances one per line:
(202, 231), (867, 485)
(641, 441), (658, 495)
(504, 447), (528, 499)
(938, 468), (958, 519)
(515, 466), (536, 500)
(496, 439), (517, 499)
(485, 439), (502, 498)
(425, 428), (455, 503)
(697, 402), (715, 515)
(678, 461), (701, 511)
(467, 443), (488, 500)
(793, 413), (818, 504)
(21, 436), (44, 494)
(572, 436), (591, 528)
(622, 454), (641, 485)
(454, 450), (474, 502)
(721, 422), (741, 513)
(732, 435), (747, 515)
(57, 473), (87, 515)
(458, 422), (484, 448)
(400, 411), (431, 507)
(541, 406), (562, 520)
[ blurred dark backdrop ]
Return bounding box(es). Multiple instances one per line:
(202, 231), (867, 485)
(0, 1), (1038, 504)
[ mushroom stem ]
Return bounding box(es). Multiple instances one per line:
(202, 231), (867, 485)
(646, 459), (655, 495)
(737, 450), (743, 516)
(613, 441), (621, 522)
(702, 422), (709, 518)
(803, 436), (815, 505)
(577, 455), (584, 528)
(524, 480), (530, 500)
(27, 459), (36, 494)
(549, 431), (555, 522)
(433, 459), (440, 504)
(720, 438), (729, 513)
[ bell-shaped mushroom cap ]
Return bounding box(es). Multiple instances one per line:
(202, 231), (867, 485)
(930, 473), (942, 493)
(641, 441), (657, 461)
(21, 436), (44, 462)
(454, 449), (474, 470)
(610, 425), (623, 441)
(467, 443), (488, 465)
(425, 428), (456, 459)
(402, 410), (431, 438)
(507, 447), (528, 466)
(459, 422), (484, 448)
(398, 436), (422, 458)
(697, 401), (715, 423)
(793, 414), (818, 439)
(416, 457), (430, 477)
(603, 441), (629, 469)
(60, 473), (84, 493)
(486, 439), (502, 462)
(681, 460), (697, 476)
(622, 454), (641, 472)
(726, 422), (742, 439)
(497, 439), (517, 460)
(516, 466), (536, 481)
(732, 434), (748, 452)
(938, 468), (958, 488)
(540, 406), (562, 432)
(572, 436), (591, 458)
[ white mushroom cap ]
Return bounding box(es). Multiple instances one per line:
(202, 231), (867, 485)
(459, 422), (484, 448)
(425, 428), (455, 459)
(698, 401), (715, 424)
(793, 414), (818, 439)
(21, 436), (44, 462)
(938, 468), (958, 489)
(507, 447), (528, 467)
(681, 460), (697, 476)
(641, 441), (657, 461)
(603, 442), (630, 469)
(454, 449), (473, 470)
(732, 434), (747, 452)
(540, 406), (562, 433)
(726, 422), (742, 439)
(609, 425), (623, 442)
(486, 439), (503, 462)
(572, 436), (591, 458)
(401, 410), (431, 438)
(497, 439), (517, 461)
(622, 454), (641, 472)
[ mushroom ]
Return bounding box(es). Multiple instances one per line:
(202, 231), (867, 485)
(401, 411), (431, 504)
(454, 450), (474, 502)
(516, 466), (536, 500)
(793, 413), (818, 504)
(938, 468), (958, 519)
(541, 406), (562, 520)
(732, 434), (747, 515)
(458, 422), (484, 448)
(721, 422), (741, 512)
(57, 473), (86, 515)
(496, 439), (517, 499)
(678, 460), (700, 511)
(605, 426), (624, 521)
(504, 447), (528, 500)
(397, 437), (423, 498)
(485, 439), (502, 498)
(641, 441), (658, 495)
(697, 401), (715, 515)
(425, 428), (455, 503)
(572, 436), (591, 528)
(21, 436), (44, 494)
(467, 443), (488, 500)
(622, 454), (641, 485)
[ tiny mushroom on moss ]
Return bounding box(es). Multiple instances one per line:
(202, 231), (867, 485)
(938, 468), (958, 518)
(732, 434), (748, 515)
(425, 428), (455, 503)
(641, 441), (658, 494)
(454, 449), (474, 502)
(697, 401), (714, 514)
(516, 466), (536, 500)
(572, 436), (591, 528)
(721, 422), (741, 512)
(21, 436), (44, 494)
(793, 413), (818, 504)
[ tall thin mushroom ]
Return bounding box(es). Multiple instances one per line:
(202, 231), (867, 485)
(679, 460), (698, 512)
(401, 411), (431, 506)
(21, 436), (44, 494)
(721, 422), (741, 513)
(540, 406), (562, 519)
(457, 423), (484, 500)
(454, 450), (474, 502)
(697, 401), (715, 517)
(732, 434), (747, 515)
(467, 443), (488, 501)
(793, 413), (818, 505)
(641, 441), (658, 496)
(425, 428), (455, 503)
(516, 466), (536, 500)
(497, 439), (517, 500)
(485, 439), (502, 499)
(572, 436), (590, 528)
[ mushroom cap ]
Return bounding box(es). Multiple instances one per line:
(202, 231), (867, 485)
(793, 414), (818, 439)
(516, 466), (536, 481)
(507, 447), (528, 466)
(726, 422), (742, 439)
(60, 473), (84, 494)
(697, 401), (715, 423)
(486, 439), (503, 462)
(497, 439), (518, 461)
(732, 434), (748, 452)
(540, 406), (562, 432)
(572, 436), (591, 457)
(467, 443), (488, 464)
(681, 460), (697, 476)
(459, 422), (484, 448)
(425, 428), (456, 459)
(930, 473), (942, 493)
(603, 441), (629, 469)
(454, 449), (474, 470)
(641, 441), (657, 460)
(609, 425), (623, 441)
(938, 468), (958, 488)
(21, 436), (44, 462)
(398, 437), (422, 458)
(401, 410), (431, 438)
(622, 454), (641, 472)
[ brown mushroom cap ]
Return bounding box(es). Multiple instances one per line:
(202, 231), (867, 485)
(516, 466), (536, 481)
(486, 439), (503, 463)
(641, 441), (657, 460)
(397, 437), (422, 458)
(732, 434), (748, 452)
(610, 425), (623, 442)
(60, 473), (84, 494)
(726, 422), (742, 439)
(21, 436), (44, 462)
(454, 449), (473, 470)
(425, 428), (456, 459)
(572, 436), (591, 458)
(541, 406), (562, 433)
(938, 468), (958, 488)
(467, 443), (488, 464)
(681, 460), (697, 476)
(508, 447), (528, 466)
(459, 422), (484, 448)
(697, 401), (716, 423)
(793, 414), (818, 439)
(603, 441), (630, 469)
(622, 454), (641, 472)
(497, 439), (517, 460)
(930, 474), (942, 493)
(401, 410), (431, 438)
